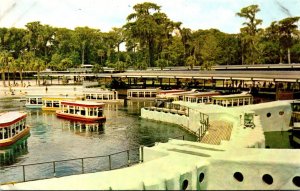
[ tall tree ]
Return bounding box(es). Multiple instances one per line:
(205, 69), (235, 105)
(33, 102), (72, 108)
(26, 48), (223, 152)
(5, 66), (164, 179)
(236, 5), (262, 65)
(124, 2), (161, 67)
(278, 17), (300, 64)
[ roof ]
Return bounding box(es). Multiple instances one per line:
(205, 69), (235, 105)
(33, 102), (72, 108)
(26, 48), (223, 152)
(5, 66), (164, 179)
(211, 94), (253, 99)
(184, 91), (221, 97)
(61, 101), (105, 108)
(0, 111), (27, 127)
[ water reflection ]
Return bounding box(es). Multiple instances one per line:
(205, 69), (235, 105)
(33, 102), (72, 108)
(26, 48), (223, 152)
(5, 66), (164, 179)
(0, 134), (29, 166)
(61, 120), (105, 136)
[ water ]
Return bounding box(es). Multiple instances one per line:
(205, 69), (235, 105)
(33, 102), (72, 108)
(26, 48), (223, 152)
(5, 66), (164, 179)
(0, 97), (196, 183)
(264, 131), (293, 149)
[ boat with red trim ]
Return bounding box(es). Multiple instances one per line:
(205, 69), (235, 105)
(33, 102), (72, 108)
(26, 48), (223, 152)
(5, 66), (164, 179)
(0, 111), (30, 147)
(56, 101), (106, 122)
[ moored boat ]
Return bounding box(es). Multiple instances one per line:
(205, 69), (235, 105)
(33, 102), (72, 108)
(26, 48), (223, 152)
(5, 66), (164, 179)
(83, 89), (121, 103)
(0, 111), (30, 147)
(42, 95), (84, 111)
(25, 95), (43, 109)
(56, 101), (106, 122)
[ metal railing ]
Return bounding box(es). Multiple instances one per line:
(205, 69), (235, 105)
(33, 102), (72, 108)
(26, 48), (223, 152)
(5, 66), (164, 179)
(143, 106), (189, 116)
(0, 135), (185, 185)
(197, 112), (209, 142)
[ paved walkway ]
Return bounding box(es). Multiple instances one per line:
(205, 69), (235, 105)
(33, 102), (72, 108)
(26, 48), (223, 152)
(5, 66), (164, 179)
(201, 120), (233, 145)
(0, 80), (84, 97)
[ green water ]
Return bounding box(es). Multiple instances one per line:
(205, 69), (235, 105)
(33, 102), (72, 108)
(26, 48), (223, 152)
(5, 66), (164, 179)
(264, 131), (293, 149)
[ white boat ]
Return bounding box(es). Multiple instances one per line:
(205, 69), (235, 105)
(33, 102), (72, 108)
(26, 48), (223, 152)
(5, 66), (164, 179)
(0, 111), (30, 147)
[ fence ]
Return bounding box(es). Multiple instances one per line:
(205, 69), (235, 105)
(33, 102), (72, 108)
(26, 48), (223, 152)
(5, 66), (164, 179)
(0, 135), (185, 185)
(197, 112), (209, 142)
(143, 105), (189, 116)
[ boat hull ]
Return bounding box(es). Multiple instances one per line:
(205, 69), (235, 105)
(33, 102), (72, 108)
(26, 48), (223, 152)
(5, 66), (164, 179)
(56, 111), (106, 122)
(25, 104), (43, 109)
(0, 127), (30, 147)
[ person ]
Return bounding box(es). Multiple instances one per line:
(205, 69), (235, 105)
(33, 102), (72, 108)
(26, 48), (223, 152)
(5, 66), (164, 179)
(45, 86), (48, 93)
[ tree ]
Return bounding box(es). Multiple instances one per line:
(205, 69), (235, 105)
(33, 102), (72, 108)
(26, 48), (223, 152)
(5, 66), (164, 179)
(200, 34), (221, 70)
(0, 50), (13, 87)
(31, 57), (46, 86)
(236, 5), (263, 65)
(278, 17), (300, 64)
(185, 55), (197, 70)
(124, 2), (179, 67)
(15, 56), (27, 86)
(155, 58), (168, 70)
(124, 2), (161, 67)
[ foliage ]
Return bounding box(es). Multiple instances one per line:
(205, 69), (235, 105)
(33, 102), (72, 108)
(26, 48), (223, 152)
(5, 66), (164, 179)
(0, 2), (299, 75)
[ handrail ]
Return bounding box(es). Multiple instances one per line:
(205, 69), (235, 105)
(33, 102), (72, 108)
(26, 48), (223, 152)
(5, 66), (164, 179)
(0, 135), (185, 184)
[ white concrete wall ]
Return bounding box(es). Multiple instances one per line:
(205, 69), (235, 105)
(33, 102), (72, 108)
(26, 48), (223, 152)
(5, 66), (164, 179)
(141, 108), (188, 127)
(232, 101), (292, 132)
(206, 148), (300, 190)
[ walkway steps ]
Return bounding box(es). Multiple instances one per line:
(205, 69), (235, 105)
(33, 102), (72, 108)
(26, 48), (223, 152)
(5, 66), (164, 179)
(200, 121), (232, 145)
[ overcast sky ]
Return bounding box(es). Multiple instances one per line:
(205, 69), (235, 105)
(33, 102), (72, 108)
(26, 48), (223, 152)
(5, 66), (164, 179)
(0, 0), (299, 33)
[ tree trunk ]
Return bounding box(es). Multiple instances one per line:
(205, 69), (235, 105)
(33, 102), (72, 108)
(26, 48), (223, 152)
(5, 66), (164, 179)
(7, 69), (10, 86)
(37, 71), (40, 86)
(148, 38), (154, 67)
(1, 71), (5, 87)
(81, 47), (85, 65)
(20, 70), (23, 87)
(288, 48), (291, 64)
(13, 71), (16, 85)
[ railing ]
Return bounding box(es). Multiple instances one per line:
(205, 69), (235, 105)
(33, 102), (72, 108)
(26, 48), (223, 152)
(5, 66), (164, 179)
(143, 106), (189, 117)
(0, 135), (185, 185)
(197, 112), (209, 142)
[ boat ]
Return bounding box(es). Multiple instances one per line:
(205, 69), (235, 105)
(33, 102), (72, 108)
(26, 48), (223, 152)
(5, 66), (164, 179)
(0, 111), (30, 147)
(42, 95), (84, 111)
(182, 91), (221, 103)
(211, 93), (253, 107)
(56, 101), (106, 122)
(83, 89), (121, 103)
(25, 95), (43, 109)
(127, 89), (158, 100)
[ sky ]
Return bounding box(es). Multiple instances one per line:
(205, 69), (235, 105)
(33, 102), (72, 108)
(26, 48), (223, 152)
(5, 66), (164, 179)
(0, 0), (299, 34)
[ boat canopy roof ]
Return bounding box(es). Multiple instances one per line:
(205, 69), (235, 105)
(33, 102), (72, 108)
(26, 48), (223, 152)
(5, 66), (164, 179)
(0, 112), (27, 127)
(61, 101), (105, 108)
(211, 94), (253, 100)
(184, 91), (221, 98)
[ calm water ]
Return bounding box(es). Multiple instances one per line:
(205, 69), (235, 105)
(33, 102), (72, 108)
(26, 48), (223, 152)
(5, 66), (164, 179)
(0, 97), (196, 183)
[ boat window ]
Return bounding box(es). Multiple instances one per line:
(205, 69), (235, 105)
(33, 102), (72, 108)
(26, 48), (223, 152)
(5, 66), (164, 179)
(97, 94), (102, 99)
(81, 110), (86, 116)
(53, 101), (60, 108)
(98, 109), (103, 117)
(0, 131), (2, 139)
(105, 94), (109, 100)
(4, 127), (8, 139)
(38, 98), (42, 104)
(46, 101), (52, 107)
(30, 98), (37, 104)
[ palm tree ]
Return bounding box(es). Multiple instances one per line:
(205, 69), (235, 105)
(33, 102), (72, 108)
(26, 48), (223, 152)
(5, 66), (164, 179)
(0, 50), (13, 87)
(15, 57), (27, 86)
(7, 56), (15, 86)
(31, 57), (46, 86)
